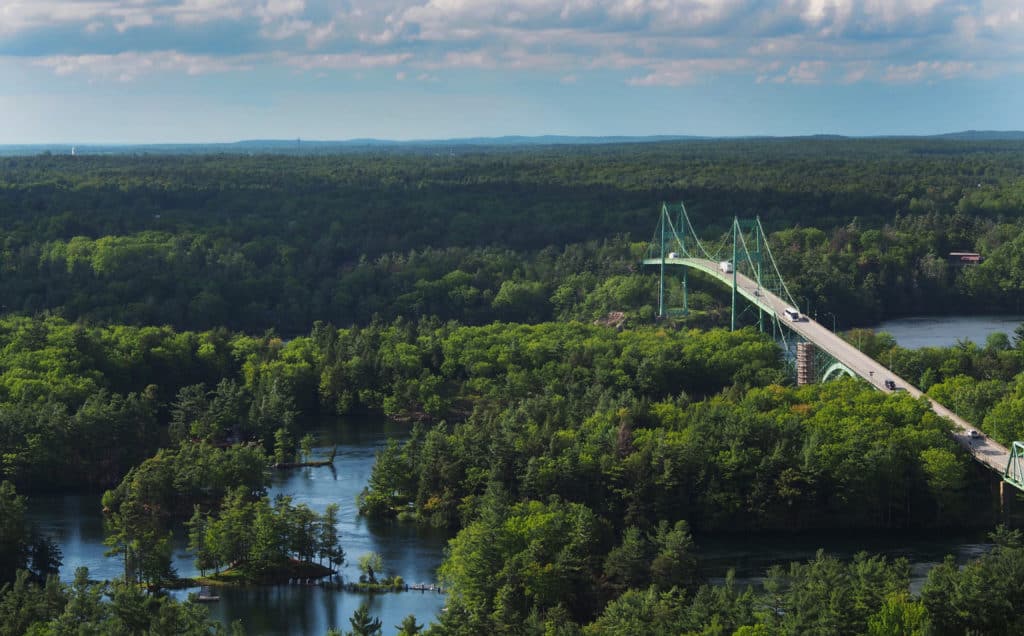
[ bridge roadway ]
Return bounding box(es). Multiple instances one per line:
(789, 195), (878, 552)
(648, 256), (1011, 476)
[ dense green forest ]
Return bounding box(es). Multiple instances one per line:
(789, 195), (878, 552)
(2, 139), (1024, 634)
(1, 138), (1023, 330)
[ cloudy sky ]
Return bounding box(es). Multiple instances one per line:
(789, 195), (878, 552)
(1, 0), (1022, 142)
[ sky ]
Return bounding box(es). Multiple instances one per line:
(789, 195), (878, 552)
(1, 0), (1022, 143)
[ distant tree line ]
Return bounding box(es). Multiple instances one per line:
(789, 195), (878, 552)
(0, 140), (1022, 332)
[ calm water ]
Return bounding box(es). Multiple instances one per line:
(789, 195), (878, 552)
(698, 530), (992, 595)
(26, 418), (449, 635)
(874, 315), (1024, 349)
(24, 406), (998, 633)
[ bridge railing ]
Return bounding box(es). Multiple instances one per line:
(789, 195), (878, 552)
(1006, 442), (1024, 491)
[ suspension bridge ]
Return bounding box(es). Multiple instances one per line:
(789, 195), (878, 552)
(642, 202), (1024, 496)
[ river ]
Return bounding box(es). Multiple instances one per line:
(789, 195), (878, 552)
(26, 417), (449, 635)
(698, 530), (992, 595)
(24, 314), (1011, 633)
(873, 315), (1024, 349)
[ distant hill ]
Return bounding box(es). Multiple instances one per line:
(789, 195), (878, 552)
(1, 131), (1021, 156)
(231, 135), (709, 149)
(0, 135), (707, 156)
(927, 130), (1024, 141)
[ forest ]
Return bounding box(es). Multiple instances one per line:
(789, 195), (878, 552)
(1, 138), (1023, 331)
(1, 137), (1024, 634)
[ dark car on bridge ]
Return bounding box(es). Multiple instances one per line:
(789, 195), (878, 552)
(884, 379), (896, 390)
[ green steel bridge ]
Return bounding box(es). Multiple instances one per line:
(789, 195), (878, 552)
(642, 202), (1024, 494)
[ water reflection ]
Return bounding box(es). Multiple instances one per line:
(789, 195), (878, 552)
(27, 417), (450, 634)
(26, 414), (998, 634)
(697, 529), (993, 595)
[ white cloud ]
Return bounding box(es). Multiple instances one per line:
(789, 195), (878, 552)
(31, 50), (255, 81)
(256, 0), (305, 23)
(626, 58), (755, 87)
(785, 60), (829, 83)
(883, 59), (977, 83)
(305, 21), (336, 48)
(841, 60), (872, 83)
(2, 1), (1023, 85)
(415, 50), (497, 70)
(283, 52), (413, 70)
(261, 18), (314, 40)
(171, 0), (248, 25)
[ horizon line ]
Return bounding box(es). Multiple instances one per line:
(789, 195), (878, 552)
(2, 130), (1023, 148)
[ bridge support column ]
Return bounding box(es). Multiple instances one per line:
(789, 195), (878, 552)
(658, 205), (666, 318)
(730, 218), (738, 332)
(1001, 481), (1015, 519)
(796, 342), (817, 386)
(682, 269), (688, 315)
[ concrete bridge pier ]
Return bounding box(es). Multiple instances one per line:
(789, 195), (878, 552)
(1001, 481), (1015, 520)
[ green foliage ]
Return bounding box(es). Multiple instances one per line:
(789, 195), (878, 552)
(583, 550), (917, 636)
(346, 602), (382, 636)
(358, 324), (784, 522)
(273, 427), (295, 465)
(319, 503), (345, 571)
(920, 544), (1024, 635)
(299, 433), (316, 462)
(0, 482), (61, 586)
(188, 490), (343, 579)
(7, 142), (1024, 633)
(369, 377), (984, 532)
(330, 320), (779, 420)
(866, 593), (927, 636)
(1, 141), (1022, 333)
(357, 552), (384, 584)
(650, 520), (698, 591)
(603, 526), (651, 593)
(439, 494), (603, 630)
(0, 482), (27, 584)
(765, 550), (910, 635)
(102, 442), (270, 520)
(0, 317), (245, 492)
(583, 587), (691, 636)
(395, 614), (423, 635)
(0, 566), (229, 635)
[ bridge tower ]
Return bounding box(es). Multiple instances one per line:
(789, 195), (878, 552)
(649, 202), (704, 319)
(728, 217), (767, 332)
(643, 202), (848, 384)
(646, 203), (798, 332)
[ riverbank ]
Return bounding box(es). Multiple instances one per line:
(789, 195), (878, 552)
(167, 560), (336, 589)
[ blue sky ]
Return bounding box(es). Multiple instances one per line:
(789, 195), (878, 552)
(1, 0), (1022, 143)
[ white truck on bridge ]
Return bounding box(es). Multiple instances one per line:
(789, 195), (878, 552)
(719, 261), (733, 273)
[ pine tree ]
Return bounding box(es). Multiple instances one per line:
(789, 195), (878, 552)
(346, 602), (382, 636)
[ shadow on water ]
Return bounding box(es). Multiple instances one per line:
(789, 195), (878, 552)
(696, 528), (994, 594)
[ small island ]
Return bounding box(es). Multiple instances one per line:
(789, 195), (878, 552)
(101, 441), (345, 592)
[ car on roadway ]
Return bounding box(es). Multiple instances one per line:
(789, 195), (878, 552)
(969, 429), (982, 440)
(884, 379), (896, 390)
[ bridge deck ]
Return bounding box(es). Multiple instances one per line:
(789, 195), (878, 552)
(644, 256), (1011, 475)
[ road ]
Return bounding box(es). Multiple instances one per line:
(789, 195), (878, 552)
(645, 256), (1011, 475)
